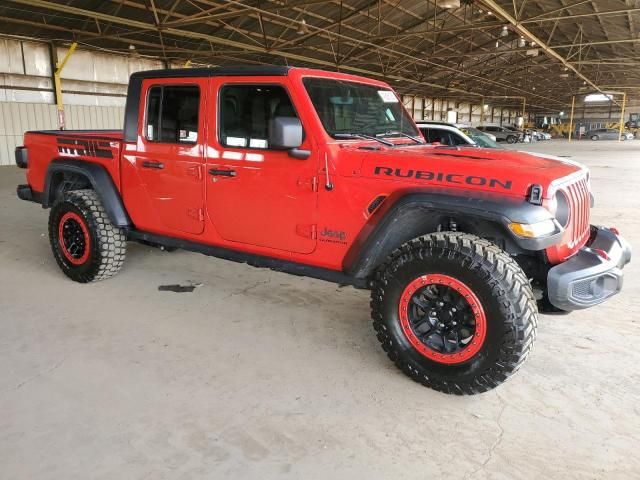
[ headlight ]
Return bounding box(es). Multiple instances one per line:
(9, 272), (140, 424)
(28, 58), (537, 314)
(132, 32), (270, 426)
(544, 190), (570, 227)
(554, 191), (570, 227)
(509, 219), (557, 238)
(546, 194), (558, 216)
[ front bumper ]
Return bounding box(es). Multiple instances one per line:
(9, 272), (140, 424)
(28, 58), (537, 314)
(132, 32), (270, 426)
(547, 226), (632, 310)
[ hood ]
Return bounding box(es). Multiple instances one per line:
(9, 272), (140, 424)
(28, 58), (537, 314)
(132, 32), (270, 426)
(342, 143), (586, 198)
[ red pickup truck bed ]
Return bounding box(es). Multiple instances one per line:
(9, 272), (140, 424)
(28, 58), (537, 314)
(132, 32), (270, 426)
(23, 130), (124, 196)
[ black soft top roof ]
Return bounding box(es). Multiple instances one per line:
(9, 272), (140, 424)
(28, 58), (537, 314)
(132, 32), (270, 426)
(124, 65), (292, 142)
(129, 65), (292, 80)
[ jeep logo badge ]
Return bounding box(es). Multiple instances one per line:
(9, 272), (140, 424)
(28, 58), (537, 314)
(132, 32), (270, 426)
(320, 227), (347, 243)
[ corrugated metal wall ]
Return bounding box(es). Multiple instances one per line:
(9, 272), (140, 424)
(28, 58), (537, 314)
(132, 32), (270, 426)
(0, 102), (123, 166)
(401, 94), (527, 126)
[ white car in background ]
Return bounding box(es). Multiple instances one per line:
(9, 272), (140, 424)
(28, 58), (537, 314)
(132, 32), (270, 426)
(416, 122), (476, 146)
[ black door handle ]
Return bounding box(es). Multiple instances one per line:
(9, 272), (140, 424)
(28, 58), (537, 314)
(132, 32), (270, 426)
(208, 169), (236, 177)
(141, 160), (164, 169)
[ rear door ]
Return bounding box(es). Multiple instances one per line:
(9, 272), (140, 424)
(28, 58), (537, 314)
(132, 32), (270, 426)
(204, 79), (318, 254)
(124, 79), (206, 235)
(605, 129), (618, 140)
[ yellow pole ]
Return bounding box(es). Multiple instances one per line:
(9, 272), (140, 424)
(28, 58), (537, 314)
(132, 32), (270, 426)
(618, 92), (627, 141)
(54, 42), (77, 130)
(522, 97), (526, 127)
(568, 95), (576, 142)
(184, 59), (192, 68)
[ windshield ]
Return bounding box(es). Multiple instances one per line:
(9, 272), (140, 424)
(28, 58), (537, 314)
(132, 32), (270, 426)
(460, 127), (501, 149)
(303, 77), (419, 139)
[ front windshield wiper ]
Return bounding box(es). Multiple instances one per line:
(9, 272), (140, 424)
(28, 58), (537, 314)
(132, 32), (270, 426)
(378, 130), (425, 145)
(334, 132), (394, 147)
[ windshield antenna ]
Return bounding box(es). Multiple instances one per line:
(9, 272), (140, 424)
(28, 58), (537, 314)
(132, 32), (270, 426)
(324, 152), (333, 191)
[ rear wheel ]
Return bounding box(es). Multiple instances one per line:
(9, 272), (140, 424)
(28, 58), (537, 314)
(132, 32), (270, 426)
(49, 189), (126, 283)
(506, 135), (517, 144)
(371, 232), (537, 395)
(591, 135), (599, 141)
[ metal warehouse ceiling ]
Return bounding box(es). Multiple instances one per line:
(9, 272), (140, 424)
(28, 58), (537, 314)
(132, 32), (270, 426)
(0, 0), (639, 111)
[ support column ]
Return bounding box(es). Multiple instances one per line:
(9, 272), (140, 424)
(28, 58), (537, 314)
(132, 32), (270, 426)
(53, 42), (77, 130)
(618, 92), (627, 141)
(568, 95), (576, 142)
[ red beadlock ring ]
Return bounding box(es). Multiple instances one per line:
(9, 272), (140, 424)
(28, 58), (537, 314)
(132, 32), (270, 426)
(398, 274), (487, 365)
(58, 211), (91, 265)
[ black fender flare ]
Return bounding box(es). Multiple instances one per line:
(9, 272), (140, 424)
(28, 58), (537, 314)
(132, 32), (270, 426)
(344, 192), (562, 279)
(43, 159), (131, 227)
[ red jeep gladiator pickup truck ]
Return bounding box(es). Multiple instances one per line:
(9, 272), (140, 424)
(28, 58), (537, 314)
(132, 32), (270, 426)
(16, 66), (631, 394)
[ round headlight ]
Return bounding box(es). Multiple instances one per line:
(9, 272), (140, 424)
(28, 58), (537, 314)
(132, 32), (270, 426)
(554, 191), (570, 227)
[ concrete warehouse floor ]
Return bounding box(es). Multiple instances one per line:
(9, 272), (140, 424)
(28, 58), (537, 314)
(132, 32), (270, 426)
(1, 139), (639, 479)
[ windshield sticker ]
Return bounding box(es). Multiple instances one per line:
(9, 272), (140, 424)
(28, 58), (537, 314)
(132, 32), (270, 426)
(377, 90), (398, 103)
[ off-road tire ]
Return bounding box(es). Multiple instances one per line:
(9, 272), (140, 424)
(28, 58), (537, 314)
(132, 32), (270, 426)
(506, 135), (518, 144)
(49, 189), (126, 283)
(370, 232), (537, 395)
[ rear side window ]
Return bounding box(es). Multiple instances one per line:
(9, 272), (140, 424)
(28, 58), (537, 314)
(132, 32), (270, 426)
(219, 84), (297, 149)
(145, 85), (200, 143)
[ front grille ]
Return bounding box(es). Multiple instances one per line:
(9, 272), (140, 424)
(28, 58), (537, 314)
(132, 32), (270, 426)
(562, 176), (591, 248)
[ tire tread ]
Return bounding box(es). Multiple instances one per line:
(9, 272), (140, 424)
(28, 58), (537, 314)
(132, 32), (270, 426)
(370, 232), (538, 395)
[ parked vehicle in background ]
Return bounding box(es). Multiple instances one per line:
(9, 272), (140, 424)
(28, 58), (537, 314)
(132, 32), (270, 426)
(587, 128), (634, 141)
(540, 131), (552, 140)
(526, 129), (543, 141)
(476, 125), (522, 143)
(416, 121), (475, 146)
(457, 125), (501, 148)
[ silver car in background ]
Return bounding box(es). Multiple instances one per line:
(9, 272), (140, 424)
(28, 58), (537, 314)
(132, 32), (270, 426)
(586, 128), (634, 141)
(476, 125), (522, 144)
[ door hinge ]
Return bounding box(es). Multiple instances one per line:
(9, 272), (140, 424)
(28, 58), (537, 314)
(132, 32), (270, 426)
(297, 176), (318, 192)
(187, 208), (205, 222)
(296, 224), (317, 239)
(187, 165), (202, 180)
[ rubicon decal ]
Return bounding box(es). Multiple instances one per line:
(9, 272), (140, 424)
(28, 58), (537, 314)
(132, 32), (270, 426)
(57, 138), (113, 159)
(374, 166), (512, 190)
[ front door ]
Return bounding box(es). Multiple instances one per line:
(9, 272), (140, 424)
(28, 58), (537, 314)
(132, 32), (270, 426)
(125, 78), (206, 235)
(205, 80), (318, 254)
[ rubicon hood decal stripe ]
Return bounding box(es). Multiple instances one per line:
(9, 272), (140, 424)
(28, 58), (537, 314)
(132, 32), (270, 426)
(374, 166), (513, 190)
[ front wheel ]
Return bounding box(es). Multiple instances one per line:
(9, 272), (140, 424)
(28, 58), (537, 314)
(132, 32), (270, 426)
(49, 189), (126, 283)
(506, 135), (518, 144)
(591, 135), (599, 141)
(371, 232), (537, 395)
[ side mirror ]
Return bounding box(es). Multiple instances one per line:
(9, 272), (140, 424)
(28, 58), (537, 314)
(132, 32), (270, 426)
(269, 117), (310, 159)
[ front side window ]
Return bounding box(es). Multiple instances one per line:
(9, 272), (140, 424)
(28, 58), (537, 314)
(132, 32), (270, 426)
(219, 84), (297, 149)
(145, 85), (200, 143)
(303, 78), (418, 139)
